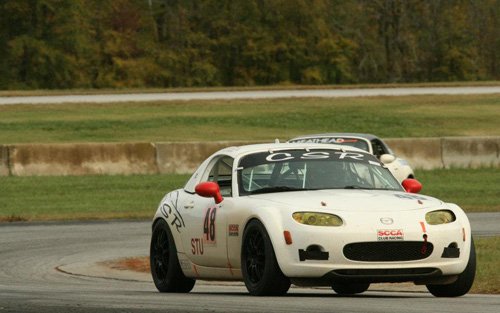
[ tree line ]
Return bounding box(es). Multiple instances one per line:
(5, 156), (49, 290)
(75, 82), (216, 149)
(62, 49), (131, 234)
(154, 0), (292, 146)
(1, 0), (499, 89)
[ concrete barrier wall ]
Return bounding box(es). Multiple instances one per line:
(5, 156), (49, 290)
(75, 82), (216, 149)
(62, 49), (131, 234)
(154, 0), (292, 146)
(0, 145), (9, 176)
(0, 137), (498, 177)
(441, 137), (500, 168)
(384, 138), (443, 170)
(9, 143), (158, 176)
(155, 141), (256, 174)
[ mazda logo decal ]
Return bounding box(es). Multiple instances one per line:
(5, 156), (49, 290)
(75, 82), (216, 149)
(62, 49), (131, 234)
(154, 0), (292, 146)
(380, 217), (394, 225)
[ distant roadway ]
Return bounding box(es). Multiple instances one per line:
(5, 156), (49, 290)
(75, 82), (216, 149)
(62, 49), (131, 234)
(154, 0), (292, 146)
(0, 213), (499, 313)
(1, 86), (500, 105)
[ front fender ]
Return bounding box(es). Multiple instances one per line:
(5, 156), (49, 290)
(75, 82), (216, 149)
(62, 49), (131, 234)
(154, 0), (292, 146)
(239, 206), (296, 275)
(152, 189), (187, 254)
(444, 203), (473, 261)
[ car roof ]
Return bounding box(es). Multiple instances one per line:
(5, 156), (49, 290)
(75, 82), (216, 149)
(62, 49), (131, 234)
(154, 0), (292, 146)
(214, 142), (367, 159)
(183, 142), (376, 193)
(289, 133), (379, 141)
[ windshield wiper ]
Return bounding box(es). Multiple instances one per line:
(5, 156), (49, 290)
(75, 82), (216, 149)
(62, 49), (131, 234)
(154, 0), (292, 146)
(344, 185), (372, 190)
(343, 185), (396, 190)
(249, 186), (308, 195)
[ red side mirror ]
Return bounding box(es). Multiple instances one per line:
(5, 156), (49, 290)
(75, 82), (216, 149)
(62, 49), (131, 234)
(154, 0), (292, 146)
(195, 182), (224, 204)
(402, 179), (422, 194)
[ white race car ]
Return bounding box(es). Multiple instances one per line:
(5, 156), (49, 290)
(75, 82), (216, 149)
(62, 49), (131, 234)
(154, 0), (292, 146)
(150, 143), (475, 297)
(288, 133), (414, 183)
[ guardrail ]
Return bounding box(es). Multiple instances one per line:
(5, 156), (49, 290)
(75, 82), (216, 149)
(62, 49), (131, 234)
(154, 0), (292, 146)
(1, 137), (499, 176)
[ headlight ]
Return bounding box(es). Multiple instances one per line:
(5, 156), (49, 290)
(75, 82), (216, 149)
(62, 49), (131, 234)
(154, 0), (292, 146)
(425, 210), (456, 225)
(292, 212), (343, 226)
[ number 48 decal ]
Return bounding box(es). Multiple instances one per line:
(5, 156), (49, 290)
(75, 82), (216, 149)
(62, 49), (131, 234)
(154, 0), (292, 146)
(203, 206), (217, 243)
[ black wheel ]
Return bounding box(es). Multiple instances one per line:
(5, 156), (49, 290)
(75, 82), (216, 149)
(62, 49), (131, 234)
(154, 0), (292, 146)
(150, 219), (195, 293)
(241, 220), (291, 296)
(426, 238), (476, 297)
(332, 283), (370, 295)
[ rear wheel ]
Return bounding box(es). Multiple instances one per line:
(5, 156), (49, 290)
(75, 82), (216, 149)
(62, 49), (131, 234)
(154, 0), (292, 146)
(332, 283), (370, 295)
(241, 220), (291, 296)
(426, 238), (476, 297)
(150, 219), (195, 293)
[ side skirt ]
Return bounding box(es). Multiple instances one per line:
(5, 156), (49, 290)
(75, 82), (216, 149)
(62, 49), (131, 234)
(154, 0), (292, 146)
(177, 253), (243, 280)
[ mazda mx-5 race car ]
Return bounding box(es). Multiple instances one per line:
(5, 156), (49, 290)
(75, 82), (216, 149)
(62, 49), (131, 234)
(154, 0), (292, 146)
(288, 133), (414, 183)
(150, 143), (475, 297)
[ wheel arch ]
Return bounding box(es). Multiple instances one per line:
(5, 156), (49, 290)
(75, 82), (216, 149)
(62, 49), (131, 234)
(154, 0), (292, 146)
(151, 216), (186, 254)
(240, 208), (290, 274)
(152, 217), (163, 231)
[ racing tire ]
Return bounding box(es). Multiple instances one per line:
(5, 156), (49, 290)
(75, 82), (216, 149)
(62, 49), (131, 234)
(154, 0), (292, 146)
(426, 238), (476, 297)
(332, 283), (370, 295)
(241, 220), (291, 296)
(150, 219), (195, 293)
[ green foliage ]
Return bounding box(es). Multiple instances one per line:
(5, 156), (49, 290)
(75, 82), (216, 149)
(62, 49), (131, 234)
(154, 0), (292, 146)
(1, 0), (500, 89)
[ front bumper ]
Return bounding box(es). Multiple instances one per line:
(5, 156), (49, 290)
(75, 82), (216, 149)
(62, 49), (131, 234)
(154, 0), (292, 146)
(273, 210), (471, 282)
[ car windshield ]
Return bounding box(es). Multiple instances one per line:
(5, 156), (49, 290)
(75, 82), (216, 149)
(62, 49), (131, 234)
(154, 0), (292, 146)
(237, 149), (403, 196)
(289, 137), (370, 152)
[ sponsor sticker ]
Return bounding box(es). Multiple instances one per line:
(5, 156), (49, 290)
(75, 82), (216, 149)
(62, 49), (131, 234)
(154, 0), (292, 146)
(290, 138), (359, 144)
(180, 259), (191, 270)
(393, 194), (428, 201)
(377, 229), (404, 241)
(228, 224), (239, 236)
(399, 159), (409, 166)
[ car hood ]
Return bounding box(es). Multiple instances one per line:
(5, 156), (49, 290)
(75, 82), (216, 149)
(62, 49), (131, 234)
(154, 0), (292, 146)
(247, 189), (442, 212)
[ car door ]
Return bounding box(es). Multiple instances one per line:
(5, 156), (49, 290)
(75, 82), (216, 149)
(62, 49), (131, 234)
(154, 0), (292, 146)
(180, 155), (233, 268)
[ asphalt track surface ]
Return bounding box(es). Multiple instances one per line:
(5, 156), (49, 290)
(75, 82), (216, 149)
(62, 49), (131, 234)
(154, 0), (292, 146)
(1, 86), (500, 105)
(0, 213), (499, 313)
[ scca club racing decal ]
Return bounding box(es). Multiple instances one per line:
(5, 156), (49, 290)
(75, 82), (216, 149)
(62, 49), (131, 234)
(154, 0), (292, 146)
(203, 206), (217, 244)
(160, 191), (185, 233)
(377, 229), (404, 241)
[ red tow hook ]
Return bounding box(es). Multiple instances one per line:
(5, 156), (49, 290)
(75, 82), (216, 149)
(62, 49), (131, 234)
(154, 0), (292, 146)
(421, 234), (428, 255)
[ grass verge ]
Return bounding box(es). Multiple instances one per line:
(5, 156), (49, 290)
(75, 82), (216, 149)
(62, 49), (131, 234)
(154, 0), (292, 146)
(472, 236), (500, 294)
(0, 168), (498, 222)
(0, 174), (190, 222)
(415, 167), (500, 212)
(1, 94), (500, 144)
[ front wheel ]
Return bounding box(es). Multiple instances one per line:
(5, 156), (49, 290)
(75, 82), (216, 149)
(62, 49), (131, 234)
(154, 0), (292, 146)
(332, 282), (370, 295)
(426, 238), (476, 297)
(150, 219), (195, 293)
(241, 220), (291, 296)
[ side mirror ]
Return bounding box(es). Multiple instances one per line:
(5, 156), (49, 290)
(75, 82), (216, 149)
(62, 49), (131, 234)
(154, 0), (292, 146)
(195, 182), (224, 204)
(380, 154), (396, 164)
(402, 179), (422, 194)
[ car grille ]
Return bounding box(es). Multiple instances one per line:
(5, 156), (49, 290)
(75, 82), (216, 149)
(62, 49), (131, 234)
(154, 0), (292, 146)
(343, 241), (434, 262)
